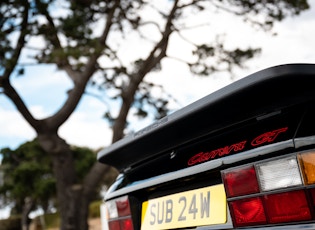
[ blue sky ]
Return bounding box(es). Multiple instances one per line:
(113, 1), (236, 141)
(1, 2), (315, 153)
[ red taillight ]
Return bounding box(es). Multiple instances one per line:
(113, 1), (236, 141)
(105, 196), (134, 230)
(108, 218), (133, 230)
(120, 218), (133, 230)
(222, 152), (315, 228)
(264, 190), (311, 223)
(116, 198), (131, 216)
(229, 197), (266, 227)
(108, 220), (120, 230)
(223, 165), (259, 197)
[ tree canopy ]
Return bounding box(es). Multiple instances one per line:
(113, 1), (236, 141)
(1, 140), (55, 216)
(0, 140), (112, 215)
(0, 0), (310, 229)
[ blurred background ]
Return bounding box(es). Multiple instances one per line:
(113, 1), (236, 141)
(1, 0), (315, 229)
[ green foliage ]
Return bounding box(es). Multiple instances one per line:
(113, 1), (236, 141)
(0, 139), (98, 215)
(34, 200), (101, 229)
(72, 146), (97, 180)
(43, 212), (60, 229)
(190, 37), (262, 76)
(89, 200), (102, 218)
(0, 140), (53, 213)
(0, 0), (311, 122)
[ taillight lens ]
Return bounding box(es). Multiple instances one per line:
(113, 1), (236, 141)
(229, 197), (266, 227)
(298, 151), (315, 184)
(224, 165), (259, 197)
(263, 190), (311, 223)
(105, 196), (134, 230)
(257, 155), (302, 191)
(222, 151), (315, 228)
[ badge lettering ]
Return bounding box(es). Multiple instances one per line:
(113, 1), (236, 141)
(187, 127), (288, 166)
(251, 127), (288, 146)
(188, 141), (246, 166)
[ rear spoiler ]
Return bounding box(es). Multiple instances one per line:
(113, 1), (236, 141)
(97, 63), (315, 171)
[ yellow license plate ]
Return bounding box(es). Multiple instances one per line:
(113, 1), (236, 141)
(141, 184), (226, 230)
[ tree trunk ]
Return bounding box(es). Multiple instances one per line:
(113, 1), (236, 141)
(21, 197), (34, 230)
(38, 134), (90, 230)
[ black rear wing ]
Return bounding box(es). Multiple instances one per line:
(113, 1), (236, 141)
(97, 63), (315, 172)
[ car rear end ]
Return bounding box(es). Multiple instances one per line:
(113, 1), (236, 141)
(97, 63), (315, 230)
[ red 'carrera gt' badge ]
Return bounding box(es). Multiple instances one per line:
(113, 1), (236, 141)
(187, 127), (288, 166)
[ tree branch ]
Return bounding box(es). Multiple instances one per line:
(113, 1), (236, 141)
(2, 1), (29, 80)
(35, 0), (80, 84)
(42, 1), (121, 129)
(82, 0), (121, 79)
(2, 78), (41, 131)
(112, 0), (180, 142)
(0, 2), (42, 131)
